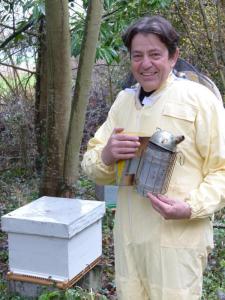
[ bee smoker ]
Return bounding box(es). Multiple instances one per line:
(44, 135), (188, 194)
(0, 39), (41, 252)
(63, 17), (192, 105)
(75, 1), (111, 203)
(135, 129), (185, 196)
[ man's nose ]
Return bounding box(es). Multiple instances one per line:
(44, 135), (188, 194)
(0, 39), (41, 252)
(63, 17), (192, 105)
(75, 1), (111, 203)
(142, 55), (152, 68)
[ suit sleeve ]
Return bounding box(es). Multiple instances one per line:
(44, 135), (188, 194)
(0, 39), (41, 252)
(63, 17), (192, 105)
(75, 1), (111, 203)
(185, 97), (225, 218)
(81, 93), (123, 185)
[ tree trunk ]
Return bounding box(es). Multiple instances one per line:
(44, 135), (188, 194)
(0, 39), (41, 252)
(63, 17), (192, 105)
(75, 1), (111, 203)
(40, 0), (72, 196)
(35, 17), (48, 173)
(63, 0), (103, 191)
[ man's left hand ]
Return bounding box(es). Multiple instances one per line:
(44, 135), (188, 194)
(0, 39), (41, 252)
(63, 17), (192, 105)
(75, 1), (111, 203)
(147, 192), (191, 220)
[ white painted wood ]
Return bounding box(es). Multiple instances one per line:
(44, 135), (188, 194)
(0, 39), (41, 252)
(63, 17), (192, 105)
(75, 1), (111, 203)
(2, 197), (105, 238)
(1, 197), (105, 281)
(68, 220), (102, 279)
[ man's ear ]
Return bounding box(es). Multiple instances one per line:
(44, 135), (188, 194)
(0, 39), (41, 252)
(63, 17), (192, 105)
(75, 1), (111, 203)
(170, 48), (179, 68)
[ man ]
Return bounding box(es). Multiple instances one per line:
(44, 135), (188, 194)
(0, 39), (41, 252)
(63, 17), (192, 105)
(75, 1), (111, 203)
(82, 16), (225, 300)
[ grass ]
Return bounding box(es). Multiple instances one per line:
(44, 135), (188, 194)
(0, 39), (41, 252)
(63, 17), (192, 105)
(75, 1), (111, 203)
(202, 226), (225, 299)
(0, 73), (35, 98)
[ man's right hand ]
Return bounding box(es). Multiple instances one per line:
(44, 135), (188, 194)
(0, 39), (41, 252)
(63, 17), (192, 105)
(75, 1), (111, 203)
(101, 128), (140, 166)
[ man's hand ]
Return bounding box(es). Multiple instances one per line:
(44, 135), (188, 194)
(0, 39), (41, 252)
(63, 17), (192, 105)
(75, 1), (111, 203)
(101, 128), (140, 166)
(147, 192), (191, 220)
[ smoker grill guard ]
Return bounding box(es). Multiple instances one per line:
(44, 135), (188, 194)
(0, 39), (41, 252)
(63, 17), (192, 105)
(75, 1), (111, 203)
(135, 130), (185, 196)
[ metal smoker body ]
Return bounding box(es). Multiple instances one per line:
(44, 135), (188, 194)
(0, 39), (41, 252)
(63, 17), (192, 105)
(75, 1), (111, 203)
(135, 130), (185, 196)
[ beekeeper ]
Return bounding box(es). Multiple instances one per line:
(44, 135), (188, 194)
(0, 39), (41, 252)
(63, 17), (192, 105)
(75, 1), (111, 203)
(81, 15), (225, 300)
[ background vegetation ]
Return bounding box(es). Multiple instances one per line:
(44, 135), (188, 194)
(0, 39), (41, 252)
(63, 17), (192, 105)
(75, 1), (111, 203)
(0, 0), (224, 299)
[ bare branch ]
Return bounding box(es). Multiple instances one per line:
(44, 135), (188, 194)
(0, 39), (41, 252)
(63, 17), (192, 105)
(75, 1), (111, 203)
(0, 20), (34, 49)
(0, 62), (36, 74)
(9, 55), (28, 96)
(217, 0), (225, 65)
(174, 1), (207, 67)
(213, 223), (225, 229)
(74, 0), (84, 11)
(0, 23), (14, 30)
(198, 0), (225, 89)
(198, 0), (214, 52)
(24, 72), (35, 97)
(0, 15), (43, 49)
(0, 23), (38, 37)
(102, 7), (123, 19)
(0, 45), (35, 63)
(0, 72), (15, 95)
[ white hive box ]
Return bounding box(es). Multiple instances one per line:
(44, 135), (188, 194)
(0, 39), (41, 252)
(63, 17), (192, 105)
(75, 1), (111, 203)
(1, 196), (105, 287)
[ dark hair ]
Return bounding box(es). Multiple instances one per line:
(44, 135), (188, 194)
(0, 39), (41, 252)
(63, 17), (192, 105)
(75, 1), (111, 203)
(122, 16), (179, 58)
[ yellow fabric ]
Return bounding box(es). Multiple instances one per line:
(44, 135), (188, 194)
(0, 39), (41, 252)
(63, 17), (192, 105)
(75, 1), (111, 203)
(114, 187), (209, 300)
(182, 70), (223, 103)
(81, 74), (225, 299)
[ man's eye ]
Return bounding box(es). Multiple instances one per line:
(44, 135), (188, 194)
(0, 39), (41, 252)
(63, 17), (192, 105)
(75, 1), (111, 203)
(132, 54), (142, 60)
(151, 53), (160, 58)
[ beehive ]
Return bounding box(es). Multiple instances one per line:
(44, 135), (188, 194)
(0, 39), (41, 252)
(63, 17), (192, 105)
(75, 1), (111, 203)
(1, 196), (105, 288)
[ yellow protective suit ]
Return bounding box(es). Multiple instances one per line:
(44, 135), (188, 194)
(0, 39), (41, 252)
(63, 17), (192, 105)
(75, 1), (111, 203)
(81, 73), (225, 300)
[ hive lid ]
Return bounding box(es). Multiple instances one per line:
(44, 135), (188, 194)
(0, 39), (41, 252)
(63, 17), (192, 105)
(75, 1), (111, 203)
(1, 196), (105, 238)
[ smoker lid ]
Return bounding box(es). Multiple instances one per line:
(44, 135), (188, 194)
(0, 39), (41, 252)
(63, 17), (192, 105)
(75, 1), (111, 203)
(150, 129), (185, 152)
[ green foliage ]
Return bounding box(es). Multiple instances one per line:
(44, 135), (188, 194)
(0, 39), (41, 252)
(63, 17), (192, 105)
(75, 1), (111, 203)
(23, 0), (45, 20)
(70, 0), (173, 65)
(38, 290), (62, 300)
(36, 287), (108, 299)
(0, 0), (44, 46)
(0, 286), (109, 300)
(0, 277), (25, 300)
(103, 208), (115, 232)
(0, 169), (39, 217)
(0, 250), (8, 263)
(74, 175), (95, 199)
(70, 19), (85, 58)
(0, 74), (35, 98)
(167, 0), (225, 97)
(202, 226), (225, 299)
(1, 0), (224, 97)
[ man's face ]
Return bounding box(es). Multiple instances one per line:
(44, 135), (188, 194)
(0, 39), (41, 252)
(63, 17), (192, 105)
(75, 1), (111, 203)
(130, 33), (179, 92)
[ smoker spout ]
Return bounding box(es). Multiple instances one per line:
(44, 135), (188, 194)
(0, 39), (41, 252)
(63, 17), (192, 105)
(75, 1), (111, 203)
(175, 135), (185, 145)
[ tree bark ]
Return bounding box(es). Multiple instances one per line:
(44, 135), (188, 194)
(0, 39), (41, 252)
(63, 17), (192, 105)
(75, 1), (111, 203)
(35, 17), (48, 173)
(64, 0), (103, 190)
(40, 0), (72, 196)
